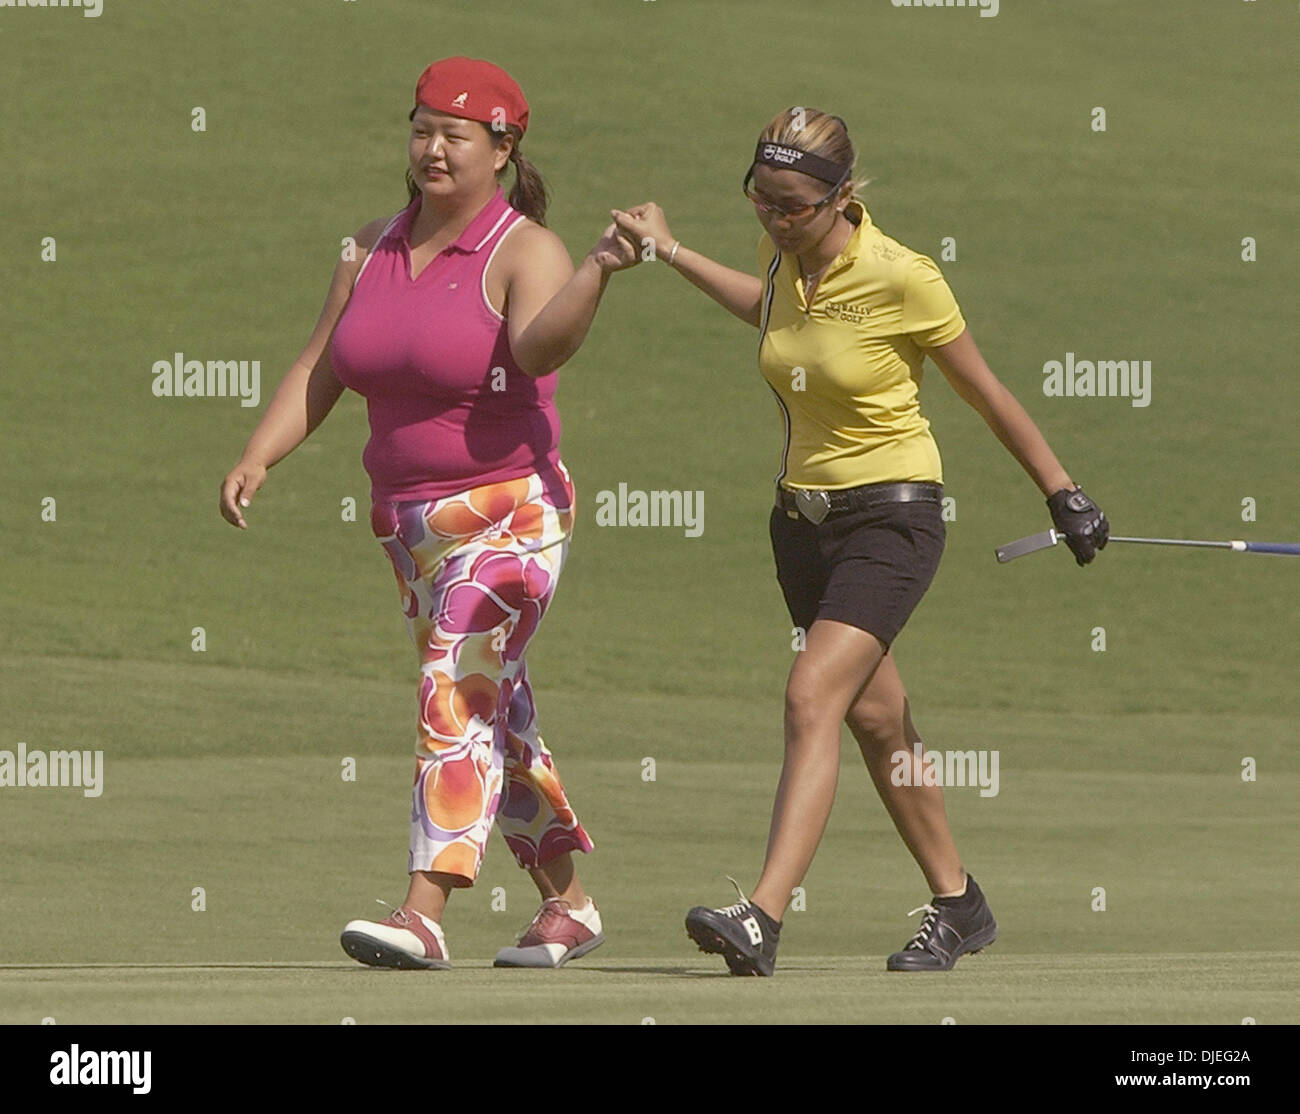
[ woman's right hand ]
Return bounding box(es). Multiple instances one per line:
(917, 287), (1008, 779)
(219, 460), (268, 529)
(611, 203), (676, 262)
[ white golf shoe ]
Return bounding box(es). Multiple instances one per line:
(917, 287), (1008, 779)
(493, 897), (604, 968)
(340, 902), (451, 969)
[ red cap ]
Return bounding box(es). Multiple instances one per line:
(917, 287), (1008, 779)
(413, 56), (529, 136)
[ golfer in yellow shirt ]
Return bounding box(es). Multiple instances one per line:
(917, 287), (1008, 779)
(613, 107), (1108, 975)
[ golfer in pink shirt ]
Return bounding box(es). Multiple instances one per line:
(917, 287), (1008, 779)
(220, 57), (638, 969)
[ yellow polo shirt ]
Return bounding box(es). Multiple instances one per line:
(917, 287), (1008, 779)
(757, 200), (966, 489)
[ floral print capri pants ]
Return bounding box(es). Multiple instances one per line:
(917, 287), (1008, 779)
(369, 466), (594, 886)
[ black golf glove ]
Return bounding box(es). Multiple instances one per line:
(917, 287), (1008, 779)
(1047, 486), (1109, 566)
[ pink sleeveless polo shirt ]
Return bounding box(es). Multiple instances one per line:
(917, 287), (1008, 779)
(330, 186), (564, 504)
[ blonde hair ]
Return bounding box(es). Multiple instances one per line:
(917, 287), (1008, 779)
(757, 107), (872, 203)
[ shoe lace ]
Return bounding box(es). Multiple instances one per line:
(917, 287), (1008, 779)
(903, 903), (940, 950)
(513, 897), (570, 943)
(718, 875), (752, 918)
(374, 899), (425, 928)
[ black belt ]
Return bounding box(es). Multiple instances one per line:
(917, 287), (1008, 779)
(776, 481), (942, 524)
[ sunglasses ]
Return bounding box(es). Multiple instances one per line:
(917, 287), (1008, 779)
(742, 166), (848, 220)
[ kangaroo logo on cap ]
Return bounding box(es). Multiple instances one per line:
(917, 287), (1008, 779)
(452, 91), (468, 107)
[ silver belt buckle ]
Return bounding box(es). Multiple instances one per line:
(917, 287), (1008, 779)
(794, 489), (832, 524)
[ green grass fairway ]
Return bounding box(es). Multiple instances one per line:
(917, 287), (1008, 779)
(0, 707), (1295, 1024)
(5, 955), (1296, 1026)
(3, 0), (1297, 1025)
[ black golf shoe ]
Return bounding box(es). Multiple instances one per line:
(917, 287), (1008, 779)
(886, 873), (997, 971)
(686, 876), (782, 976)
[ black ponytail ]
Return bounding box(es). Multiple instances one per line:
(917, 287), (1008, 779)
(502, 129), (549, 226)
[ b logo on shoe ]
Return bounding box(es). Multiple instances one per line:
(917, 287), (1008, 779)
(742, 916), (763, 947)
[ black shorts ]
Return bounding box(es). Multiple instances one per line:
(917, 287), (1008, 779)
(769, 497), (946, 650)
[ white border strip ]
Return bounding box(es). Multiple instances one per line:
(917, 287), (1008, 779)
(351, 210), (406, 291)
(473, 207), (516, 253)
(480, 214), (526, 322)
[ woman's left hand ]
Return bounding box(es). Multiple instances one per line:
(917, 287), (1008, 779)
(588, 222), (642, 273)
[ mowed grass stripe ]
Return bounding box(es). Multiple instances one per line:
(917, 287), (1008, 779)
(0, 753), (1292, 966)
(1, 954), (1295, 1025)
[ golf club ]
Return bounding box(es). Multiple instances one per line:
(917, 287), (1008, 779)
(994, 529), (1300, 563)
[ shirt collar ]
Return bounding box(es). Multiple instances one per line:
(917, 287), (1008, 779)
(827, 199), (871, 273)
(778, 199), (873, 281)
(401, 185), (508, 254)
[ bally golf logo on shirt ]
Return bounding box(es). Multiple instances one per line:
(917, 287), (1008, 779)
(824, 300), (871, 324)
